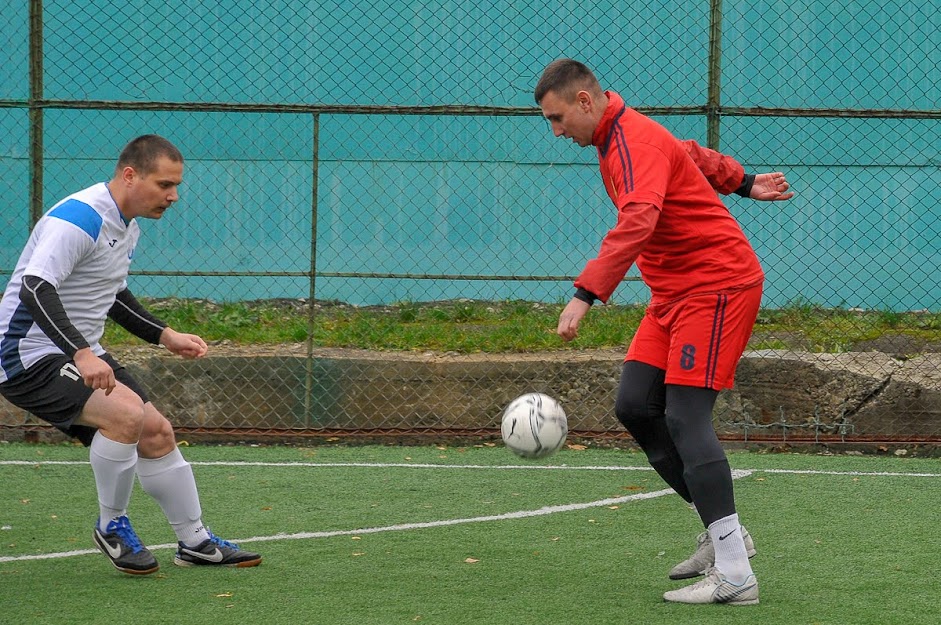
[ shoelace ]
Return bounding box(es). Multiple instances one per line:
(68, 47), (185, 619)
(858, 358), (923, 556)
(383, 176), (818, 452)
(108, 516), (146, 553)
(207, 531), (239, 550)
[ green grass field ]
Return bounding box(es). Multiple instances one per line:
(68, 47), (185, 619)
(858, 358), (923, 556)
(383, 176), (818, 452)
(1, 442), (939, 625)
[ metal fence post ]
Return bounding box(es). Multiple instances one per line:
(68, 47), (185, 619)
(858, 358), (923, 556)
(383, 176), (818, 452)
(304, 112), (320, 427)
(28, 0), (44, 226)
(706, 0), (723, 150)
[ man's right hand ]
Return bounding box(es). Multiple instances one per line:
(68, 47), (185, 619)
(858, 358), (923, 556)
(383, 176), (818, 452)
(557, 297), (592, 342)
(73, 348), (116, 396)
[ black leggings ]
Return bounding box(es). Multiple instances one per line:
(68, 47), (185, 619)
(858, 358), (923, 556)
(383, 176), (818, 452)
(614, 361), (735, 527)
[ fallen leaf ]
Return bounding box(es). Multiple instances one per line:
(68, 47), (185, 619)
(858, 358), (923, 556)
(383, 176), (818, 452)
(608, 506), (619, 510)
(352, 552), (365, 556)
(261, 506), (272, 511)
(351, 536), (361, 540)
(216, 593), (233, 598)
(464, 557), (479, 564)
(567, 444), (587, 451)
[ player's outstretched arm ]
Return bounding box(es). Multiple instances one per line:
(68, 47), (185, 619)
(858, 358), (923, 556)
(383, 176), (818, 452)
(159, 327), (208, 359)
(749, 172), (794, 201)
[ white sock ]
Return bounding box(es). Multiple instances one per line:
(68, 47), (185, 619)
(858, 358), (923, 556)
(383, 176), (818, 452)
(708, 513), (754, 584)
(136, 447), (208, 546)
(89, 432), (138, 532)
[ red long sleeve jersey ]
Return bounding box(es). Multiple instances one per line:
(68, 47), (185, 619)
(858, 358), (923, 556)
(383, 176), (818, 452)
(574, 91), (764, 304)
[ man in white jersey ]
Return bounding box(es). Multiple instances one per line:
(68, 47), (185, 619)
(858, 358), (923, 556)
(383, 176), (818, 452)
(0, 135), (262, 575)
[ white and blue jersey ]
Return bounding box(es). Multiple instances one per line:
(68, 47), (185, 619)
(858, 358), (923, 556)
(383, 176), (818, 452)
(0, 183), (139, 382)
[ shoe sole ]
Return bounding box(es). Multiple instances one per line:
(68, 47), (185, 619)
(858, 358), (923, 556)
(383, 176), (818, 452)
(93, 531), (159, 576)
(173, 555), (263, 568)
(663, 596), (760, 606)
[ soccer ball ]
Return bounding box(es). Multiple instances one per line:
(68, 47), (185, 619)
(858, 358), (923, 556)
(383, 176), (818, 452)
(500, 392), (568, 459)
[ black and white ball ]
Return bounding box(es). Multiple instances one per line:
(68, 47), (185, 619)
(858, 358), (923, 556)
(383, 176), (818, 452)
(500, 393), (568, 459)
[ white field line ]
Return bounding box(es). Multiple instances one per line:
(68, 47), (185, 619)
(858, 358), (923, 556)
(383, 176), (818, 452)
(0, 462), (743, 565)
(1, 460), (938, 565)
(1, 459), (940, 478)
(0, 484), (682, 564)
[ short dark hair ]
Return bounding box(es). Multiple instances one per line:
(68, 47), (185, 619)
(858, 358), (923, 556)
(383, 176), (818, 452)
(115, 134), (183, 176)
(534, 59), (602, 104)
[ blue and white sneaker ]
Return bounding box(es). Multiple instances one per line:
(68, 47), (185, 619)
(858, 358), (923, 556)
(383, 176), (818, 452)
(93, 515), (159, 575)
(173, 529), (262, 568)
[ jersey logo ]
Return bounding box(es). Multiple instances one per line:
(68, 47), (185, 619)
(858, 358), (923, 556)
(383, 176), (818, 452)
(59, 362), (81, 381)
(679, 344), (696, 370)
(108, 239), (118, 247)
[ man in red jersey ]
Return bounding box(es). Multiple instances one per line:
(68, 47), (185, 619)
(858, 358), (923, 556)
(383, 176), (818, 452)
(535, 59), (792, 605)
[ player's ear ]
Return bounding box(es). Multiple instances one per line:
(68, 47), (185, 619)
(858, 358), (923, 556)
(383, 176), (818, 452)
(576, 90), (592, 112)
(121, 166), (137, 185)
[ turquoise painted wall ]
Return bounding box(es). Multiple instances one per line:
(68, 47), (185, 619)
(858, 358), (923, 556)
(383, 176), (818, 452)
(1, 1), (939, 311)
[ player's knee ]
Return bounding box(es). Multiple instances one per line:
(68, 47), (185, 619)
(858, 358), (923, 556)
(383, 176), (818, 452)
(91, 398), (146, 443)
(614, 402), (645, 434)
(614, 386), (657, 432)
(616, 362), (666, 434)
(137, 409), (177, 456)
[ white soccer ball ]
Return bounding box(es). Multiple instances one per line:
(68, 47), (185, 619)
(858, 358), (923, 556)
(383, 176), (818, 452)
(500, 392), (568, 459)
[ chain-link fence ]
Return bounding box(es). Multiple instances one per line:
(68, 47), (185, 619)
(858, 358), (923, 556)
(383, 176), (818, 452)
(1, 0), (940, 446)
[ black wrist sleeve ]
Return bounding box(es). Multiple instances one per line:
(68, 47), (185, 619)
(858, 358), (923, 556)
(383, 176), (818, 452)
(573, 287), (599, 306)
(107, 288), (167, 345)
(19, 275), (90, 358)
(733, 173), (756, 197)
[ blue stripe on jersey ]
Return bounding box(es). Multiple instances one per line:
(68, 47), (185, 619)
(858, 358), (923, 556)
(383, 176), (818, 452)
(598, 104), (627, 157)
(0, 302), (35, 380)
(48, 200), (103, 240)
(613, 127), (635, 193)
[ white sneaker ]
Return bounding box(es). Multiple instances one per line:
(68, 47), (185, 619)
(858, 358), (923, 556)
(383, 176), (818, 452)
(663, 567), (759, 605)
(668, 527), (756, 580)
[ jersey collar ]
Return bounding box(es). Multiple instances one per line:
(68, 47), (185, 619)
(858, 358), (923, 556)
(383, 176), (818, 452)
(103, 182), (132, 226)
(593, 90), (627, 155)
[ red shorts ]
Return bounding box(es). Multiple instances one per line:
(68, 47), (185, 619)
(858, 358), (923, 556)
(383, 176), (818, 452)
(625, 283), (762, 390)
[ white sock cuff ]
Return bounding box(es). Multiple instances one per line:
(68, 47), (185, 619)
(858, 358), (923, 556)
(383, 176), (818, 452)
(90, 431), (138, 461)
(707, 512), (740, 532)
(136, 447), (188, 477)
